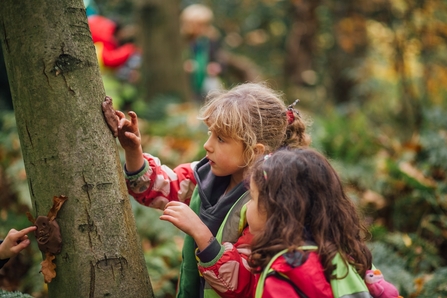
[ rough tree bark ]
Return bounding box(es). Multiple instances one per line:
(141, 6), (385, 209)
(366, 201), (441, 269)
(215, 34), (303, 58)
(0, 0), (154, 297)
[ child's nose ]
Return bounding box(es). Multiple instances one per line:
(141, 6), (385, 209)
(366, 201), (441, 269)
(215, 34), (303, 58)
(203, 138), (212, 152)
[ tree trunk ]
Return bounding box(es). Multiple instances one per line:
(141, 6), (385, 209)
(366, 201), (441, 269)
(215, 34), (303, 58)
(137, 0), (191, 103)
(0, 1), (154, 297)
(327, 1), (368, 104)
(284, 0), (320, 88)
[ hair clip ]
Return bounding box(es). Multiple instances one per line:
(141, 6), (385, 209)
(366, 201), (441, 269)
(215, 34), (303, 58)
(286, 99), (301, 124)
(262, 154), (271, 180)
(288, 99), (300, 110)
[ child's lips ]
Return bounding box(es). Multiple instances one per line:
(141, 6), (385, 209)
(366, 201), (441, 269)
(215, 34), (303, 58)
(206, 156), (215, 166)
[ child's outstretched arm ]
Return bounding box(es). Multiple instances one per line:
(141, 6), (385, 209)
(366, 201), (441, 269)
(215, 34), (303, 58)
(0, 226), (37, 261)
(116, 110), (144, 172)
(160, 201), (213, 251)
(161, 203), (256, 298)
(112, 110), (198, 210)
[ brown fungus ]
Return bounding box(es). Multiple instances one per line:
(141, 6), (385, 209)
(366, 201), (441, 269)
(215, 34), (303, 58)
(27, 195), (68, 283)
(35, 216), (62, 255)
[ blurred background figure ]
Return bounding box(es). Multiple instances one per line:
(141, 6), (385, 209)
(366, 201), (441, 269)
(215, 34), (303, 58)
(83, 0), (98, 17)
(180, 4), (224, 103)
(87, 13), (141, 84)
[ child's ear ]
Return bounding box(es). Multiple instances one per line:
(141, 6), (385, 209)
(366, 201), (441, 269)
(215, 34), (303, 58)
(253, 144), (265, 156)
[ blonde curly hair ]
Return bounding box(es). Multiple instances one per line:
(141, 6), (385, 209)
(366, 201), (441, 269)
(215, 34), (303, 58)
(198, 82), (311, 167)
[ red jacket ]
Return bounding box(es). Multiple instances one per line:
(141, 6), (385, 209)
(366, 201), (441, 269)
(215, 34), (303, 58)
(124, 153), (198, 210)
(197, 226), (256, 297)
(88, 15), (137, 68)
(196, 227), (333, 298)
(258, 251), (334, 298)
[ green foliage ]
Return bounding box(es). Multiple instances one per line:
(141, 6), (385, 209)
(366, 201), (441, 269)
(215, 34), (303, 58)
(382, 232), (442, 274)
(132, 94), (181, 122)
(102, 73), (139, 110)
(311, 107), (379, 164)
(417, 267), (447, 298)
(309, 77), (447, 296)
(0, 112), (21, 166)
(132, 200), (185, 245)
(1, 0), (447, 296)
(144, 240), (182, 298)
(419, 108), (447, 169)
(132, 201), (184, 298)
(0, 112), (31, 207)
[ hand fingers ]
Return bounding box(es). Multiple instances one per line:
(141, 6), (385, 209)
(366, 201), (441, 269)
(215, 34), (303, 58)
(116, 110), (125, 119)
(15, 226), (37, 238)
(10, 226), (36, 241)
(159, 213), (182, 228)
(163, 205), (178, 215)
(128, 111), (138, 126)
(160, 210), (177, 222)
(124, 132), (140, 144)
(163, 205), (181, 216)
(159, 215), (178, 227)
(21, 226), (37, 234)
(118, 117), (130, 130)
(164, 201), (184, 209)
(10, 239), (31, 254)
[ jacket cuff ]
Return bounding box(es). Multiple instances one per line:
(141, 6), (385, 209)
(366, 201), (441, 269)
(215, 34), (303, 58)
(196, 239), (224, 266)
(124, 159), (149, 180)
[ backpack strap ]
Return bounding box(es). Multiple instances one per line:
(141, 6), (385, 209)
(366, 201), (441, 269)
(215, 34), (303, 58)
(255, 246), (318, 298)
(215, 191), (249, 243)
(203, 191), (249, 298)
(255, 245), (374, 298)
(330, 253), (371, 298)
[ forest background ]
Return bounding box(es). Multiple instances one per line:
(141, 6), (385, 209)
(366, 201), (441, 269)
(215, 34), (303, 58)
(0, 0), (446, 297)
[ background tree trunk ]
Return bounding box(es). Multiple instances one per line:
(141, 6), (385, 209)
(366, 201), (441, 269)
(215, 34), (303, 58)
(284, 0), (320, 88)
(0, 1), (154, 297)
(327, 1), (368, 104)
(136, 0), (191, 103)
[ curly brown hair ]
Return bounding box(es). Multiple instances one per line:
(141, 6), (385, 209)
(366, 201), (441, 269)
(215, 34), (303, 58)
(248, 148), (372, 281)
(198, 82), (311, 167)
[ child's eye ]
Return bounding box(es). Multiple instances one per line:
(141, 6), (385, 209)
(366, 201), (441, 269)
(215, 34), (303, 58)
(217, 136), (224, 143)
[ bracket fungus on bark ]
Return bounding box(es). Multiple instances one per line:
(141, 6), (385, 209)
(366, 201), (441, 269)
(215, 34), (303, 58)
(27, 195), (68, 283)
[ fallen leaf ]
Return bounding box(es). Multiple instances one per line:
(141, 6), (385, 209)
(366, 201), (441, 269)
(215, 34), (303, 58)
(361, 190), (387, 209)
(399, 162), (436, 188)
(41, 252), (56, 283)
(47, 195), (68, 221)
(26, 211), (36, 224)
